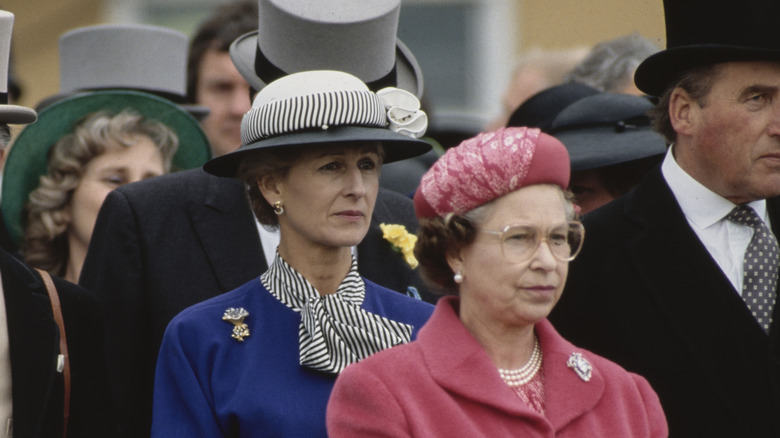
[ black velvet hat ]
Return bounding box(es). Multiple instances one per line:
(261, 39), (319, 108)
(549, 93), (667, 172)
(506, 83), (599, 133)
(635, 0), (780, 96)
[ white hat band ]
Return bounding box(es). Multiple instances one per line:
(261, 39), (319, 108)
(241, 90), (387, 145)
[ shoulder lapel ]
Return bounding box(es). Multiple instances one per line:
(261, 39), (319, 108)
(625, 170), (760, 324)
(358, 188), (432, 300)
(622, 169), (768, 381)
(765, 196), (780, 345)
(537, 320), (605, 429)
(188, 171), (265, 292)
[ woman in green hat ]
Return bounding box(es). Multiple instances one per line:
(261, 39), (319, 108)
(3, 90), (211, 282)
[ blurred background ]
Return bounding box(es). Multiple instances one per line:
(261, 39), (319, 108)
(4, 0), (664, 135)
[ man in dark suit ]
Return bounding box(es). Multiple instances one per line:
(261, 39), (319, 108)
(79, 1), (434, 436)
(550, 0), (780, 436)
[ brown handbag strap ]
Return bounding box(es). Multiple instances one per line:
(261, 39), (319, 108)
(35, 269), (70, 438)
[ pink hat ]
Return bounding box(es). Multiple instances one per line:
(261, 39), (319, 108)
(414, 127), (570, 218)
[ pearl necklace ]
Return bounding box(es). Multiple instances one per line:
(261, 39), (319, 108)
(497, 336), (542, 387)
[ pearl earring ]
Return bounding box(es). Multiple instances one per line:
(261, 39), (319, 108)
(453, 271), (463, 284)
(273, 201), (284, 215)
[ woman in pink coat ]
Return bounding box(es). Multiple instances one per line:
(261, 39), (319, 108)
(327, 127), (668, 437)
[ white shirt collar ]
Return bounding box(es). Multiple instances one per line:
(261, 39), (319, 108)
(661, 144), (767, 226)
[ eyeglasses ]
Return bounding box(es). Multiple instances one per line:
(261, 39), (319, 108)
(477, 221), (585, 263)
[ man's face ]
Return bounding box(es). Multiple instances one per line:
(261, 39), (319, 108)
(675, 61), (780, 204)
(196, 48), (251, 157)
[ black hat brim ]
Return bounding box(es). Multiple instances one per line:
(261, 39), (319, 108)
(554, 127), (667, 172)
(204, 126), (432, 177)
(635, 45), (780, 97)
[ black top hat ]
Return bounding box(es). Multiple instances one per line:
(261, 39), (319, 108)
(635, 0), (780, 96)
(549, 93), (667, 172)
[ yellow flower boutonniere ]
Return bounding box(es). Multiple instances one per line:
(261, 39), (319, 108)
(380, 223), (419, 269)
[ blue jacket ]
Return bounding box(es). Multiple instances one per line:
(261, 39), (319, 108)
(152, 277), (433, 437)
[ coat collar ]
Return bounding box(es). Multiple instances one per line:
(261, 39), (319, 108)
(187, 170), (266, 291)
(418, 297), (604, 429)
(620, 167), (772, 339)
(609, 166), (778, 401)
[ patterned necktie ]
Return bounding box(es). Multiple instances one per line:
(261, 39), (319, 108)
(727, 205), (779, 333)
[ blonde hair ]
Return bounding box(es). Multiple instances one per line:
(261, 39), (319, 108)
(22, 109), (178, 275)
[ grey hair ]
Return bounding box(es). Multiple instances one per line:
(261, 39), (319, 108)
(564, 33), (660, 93)
(463, 185), (578, 226)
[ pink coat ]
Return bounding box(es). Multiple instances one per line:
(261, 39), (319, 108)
(327, 296), (668, 437)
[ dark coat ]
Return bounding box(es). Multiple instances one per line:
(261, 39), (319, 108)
(79, 168), (433, 438)
(0, 208), (18, 256)
(550, 166), (780, 437)
(1, 247), (112, 437)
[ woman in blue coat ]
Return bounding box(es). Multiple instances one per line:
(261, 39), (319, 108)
(151, 70), (433, 437)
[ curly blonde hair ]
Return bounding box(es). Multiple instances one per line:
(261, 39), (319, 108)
(22, 109), (178, 275)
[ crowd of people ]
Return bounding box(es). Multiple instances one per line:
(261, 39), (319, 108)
(0, 0), (779, 436)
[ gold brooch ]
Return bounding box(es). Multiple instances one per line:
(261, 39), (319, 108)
(222, 307), (250, 342)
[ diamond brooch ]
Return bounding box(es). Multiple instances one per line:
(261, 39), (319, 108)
(566, 352), (592, 382)
(222, 307), (250, 342)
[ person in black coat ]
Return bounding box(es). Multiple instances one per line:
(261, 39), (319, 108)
(550, 0), (780, 435)
(0, 11), (113, 436)
(2, 246), (113, 437)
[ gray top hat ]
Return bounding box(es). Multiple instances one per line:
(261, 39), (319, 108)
(0, 11), (35, 124)
(38, 24), (207, 117)
(549, 93), (667, 172)
(230, 0), (424, 98)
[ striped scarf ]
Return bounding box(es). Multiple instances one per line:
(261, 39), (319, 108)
(261, 254), (412, 374)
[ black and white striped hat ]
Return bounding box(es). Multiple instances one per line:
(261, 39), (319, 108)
(204, 70), (431, 177)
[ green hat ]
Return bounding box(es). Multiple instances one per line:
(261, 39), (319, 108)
(2, 89), (212, 246)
